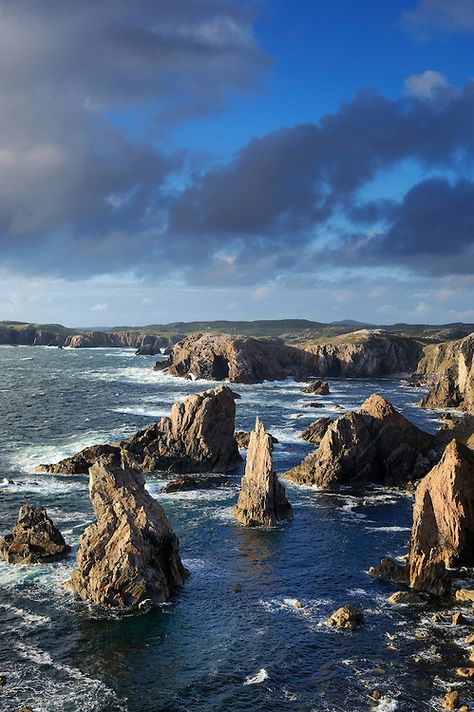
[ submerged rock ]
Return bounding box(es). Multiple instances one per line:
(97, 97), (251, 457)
(0, 506), (70, 564)
(232, 417), (292, 527)
(299, 417), (332, 444)
(37, 386), (242, 476)
(285, 394), (435, 488)
(65, 460), (188, 609)
(300, 380), (330, 395)
(327, 605), (364, 629)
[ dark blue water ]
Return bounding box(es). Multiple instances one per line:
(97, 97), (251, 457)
(0, 346), (472, 712)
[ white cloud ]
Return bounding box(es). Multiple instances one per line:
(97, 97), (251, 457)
(90, 302), (108, 312)
(405, 70), (449, 100)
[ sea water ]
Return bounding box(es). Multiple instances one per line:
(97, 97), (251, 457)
(0, 346), (472, 712)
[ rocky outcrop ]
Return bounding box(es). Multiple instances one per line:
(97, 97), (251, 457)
(0, 506), (70, 564)
(37, 386), (242, 475)
(300, 417), (332, 444)
(370, 440), (474, 596)
(408, 440), (474, 594)
(327, 605), (364, 629)
(437, 414), (474, 451)
(0, 324), (65, 346)
(296, 330), (423, 377)
(155, 331), (423, 384)
(160, 475), (229, 493)
(65, 461), (188, 609)
(417, 332), (474, 413)
(232, 417), (292, 526)
(285, 394), (435, 488)
(64, 330), (176, 353)
(36, 444), (120, 475)
(300, 380), (330, 395)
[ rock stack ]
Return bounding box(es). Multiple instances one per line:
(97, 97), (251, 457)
(285, 394), (435, 488)
(0, 506), (70, 564)
(37, 386), (242, 475)
(232, 417), (292, 527)
(370, 439), (474, 595)
(65, 460), (188, 609)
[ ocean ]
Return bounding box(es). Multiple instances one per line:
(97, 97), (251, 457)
(0, 346), (471, 712)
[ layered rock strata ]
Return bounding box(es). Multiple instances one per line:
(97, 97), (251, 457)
(417, 332), (474, 413)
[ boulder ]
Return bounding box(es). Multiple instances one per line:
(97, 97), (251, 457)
(37, 386), (242, 476)
(327, 605), (364, 629)
(285, 394), (435, 488)
(455, 589), (474, 603)
(300, 417), (332, 444)
(160, 475), (228, 493)
(65, 460), (188, 609)
(301, 380), (330, 395)
(232, 417), (292, 527)
(386, 590), (423, 605)
(0, 506), (70, 564)
(408, 440), (474, 595)
(442, 689), (460, 710)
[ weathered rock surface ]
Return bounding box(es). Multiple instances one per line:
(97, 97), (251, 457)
(301, 380), (330, 395)
(386, 590), (423, 605)
(160, 475), (229, 493)
(437, 414), (474, 451)
(65, 461), (188, 608)
(371, 440), (474, 596)
(0, 506), (70, 564)
(408, 440), (474, 595)
(64, 331), (177, 353)
(417, 332), (474, 413)
(299, 417), (332, 444)
(297, 330), (423, 377)
(327, 605), (364, 629)
(232, 417), (292, 526)
(158, 330), (423, 384)
(285, 394), (435, 488)
(37, 386), (242, 476)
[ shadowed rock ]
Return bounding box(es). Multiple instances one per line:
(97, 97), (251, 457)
(370, 440), (474, 596)
(37, 386), (242, 476)
(232, 417), (292, 526)
(0, 506), (70, 564)
(64, 460), (188, 609)
(408, 440), (474, 594)
(300, 380), (330, 395)
(300, 417), (332, 444)
(285, 394), (435, 488)
(235, 430), (278, 449)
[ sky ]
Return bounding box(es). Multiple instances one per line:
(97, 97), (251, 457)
(0, 0), (474, 326)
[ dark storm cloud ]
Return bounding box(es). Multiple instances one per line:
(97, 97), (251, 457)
(0, 0), (266, 261)
(164, 82), (474, 281)
(350, 177), (474, 275)
(0, 0), (473, 288)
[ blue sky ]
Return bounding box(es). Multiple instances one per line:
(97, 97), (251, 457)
(0, 0), (473, 326)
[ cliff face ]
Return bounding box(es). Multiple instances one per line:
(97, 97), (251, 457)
(0, 325), (64, 346)
(158, 330), (422, 384)
(408, 440), (474, 594)
(417, 332), (474, 413)
(37, 385), (242, 475)
(65, 461), (188, 609)
(285, 394), (435, 488)
(299, 331), (422, 377)
(64, 331), (175, 352)
(232, 417), (292, 526)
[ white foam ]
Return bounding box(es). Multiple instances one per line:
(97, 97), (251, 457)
(112, 405), (170, 418)
(376, 699), (399, 712)
(366, 526), (410, 532)
(0, 602), (51, 627)
(243, 668), (268, 685)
